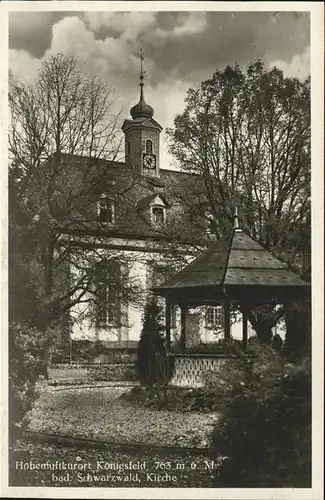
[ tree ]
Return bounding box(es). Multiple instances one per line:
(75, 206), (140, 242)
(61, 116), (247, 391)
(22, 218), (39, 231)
(8, 54), (144, 440)
(167, 60), (311, 346)
(9, 53), (142, 335)
(136, 298), (169, 388)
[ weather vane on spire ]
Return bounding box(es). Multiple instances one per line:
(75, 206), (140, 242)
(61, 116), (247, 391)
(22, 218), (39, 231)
(139, 48), (144, 75)
(138, 48), (145, 98)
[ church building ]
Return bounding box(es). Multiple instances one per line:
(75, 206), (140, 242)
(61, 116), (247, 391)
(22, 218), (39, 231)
(58, 59), (255, 361)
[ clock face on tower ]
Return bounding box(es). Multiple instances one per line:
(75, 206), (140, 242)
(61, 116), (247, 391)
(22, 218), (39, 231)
(143, 153), (156, 169)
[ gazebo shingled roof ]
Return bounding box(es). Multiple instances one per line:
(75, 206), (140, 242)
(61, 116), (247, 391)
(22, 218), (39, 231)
(153, 227), (310, 304)
(152, 218), (310, 385)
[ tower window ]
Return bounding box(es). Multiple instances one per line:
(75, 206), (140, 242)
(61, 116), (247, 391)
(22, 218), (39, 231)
(97, 195), (115, 224)
(145, 139), (153, 154)
(127, 141), (131, 155)
(152, 206), (165, 225)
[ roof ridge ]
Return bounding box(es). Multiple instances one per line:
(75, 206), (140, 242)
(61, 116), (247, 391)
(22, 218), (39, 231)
(160, 168), (197, 177)
(221, 228), (235, 286)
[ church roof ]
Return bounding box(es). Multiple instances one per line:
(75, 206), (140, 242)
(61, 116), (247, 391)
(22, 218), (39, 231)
(153, 227), (310, 303)
(56, 153), (204, 244)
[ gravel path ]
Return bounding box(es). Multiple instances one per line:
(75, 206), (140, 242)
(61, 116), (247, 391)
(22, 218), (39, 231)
(28, 386), (218, 448)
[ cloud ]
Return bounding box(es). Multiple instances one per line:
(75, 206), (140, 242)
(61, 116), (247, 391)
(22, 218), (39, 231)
(154, 12), (207, 38)
(42, 16), (155, 84)
(9, 11), (310, 89)
(49, 16), (97, 58)
(9, 49), (42, 82)
(84, 12), (157, 41)
(8, 11), (311, 169)
(83, 11), (206, 41)
(268, 47), (310, 80)
(9, 12), (82, 58)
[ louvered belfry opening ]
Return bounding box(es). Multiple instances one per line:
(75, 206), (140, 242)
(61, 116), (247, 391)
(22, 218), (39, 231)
(152, 213), (310, 387)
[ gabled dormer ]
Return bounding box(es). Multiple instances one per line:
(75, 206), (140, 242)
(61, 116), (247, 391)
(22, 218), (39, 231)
(136, 193), (170, 227)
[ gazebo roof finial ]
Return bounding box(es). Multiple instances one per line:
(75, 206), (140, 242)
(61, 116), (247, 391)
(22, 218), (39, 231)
(234, 206), (239, 229)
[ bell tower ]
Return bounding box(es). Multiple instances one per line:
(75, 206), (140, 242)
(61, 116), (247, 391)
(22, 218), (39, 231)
(122, 50), (163, 177)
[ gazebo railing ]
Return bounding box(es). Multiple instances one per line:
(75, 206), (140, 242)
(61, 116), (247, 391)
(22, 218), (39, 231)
(168, 352), (231, 388)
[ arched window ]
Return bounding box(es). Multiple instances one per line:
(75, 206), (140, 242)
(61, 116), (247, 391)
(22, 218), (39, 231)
(145, 139), (153, 154)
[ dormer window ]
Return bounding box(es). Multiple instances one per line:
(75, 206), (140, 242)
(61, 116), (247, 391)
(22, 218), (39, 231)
(152, 206), (165, 225)
(145, 139), (153, 154)
(137, 194), (168, 226)
(97, 195), (115, 224)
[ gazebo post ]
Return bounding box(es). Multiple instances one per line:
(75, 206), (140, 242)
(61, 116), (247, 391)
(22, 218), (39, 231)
(242, 309), (248, 348)
(224, 300), (231, 340)
(165, 298), (171, 352)
(180, 305), (187, 352)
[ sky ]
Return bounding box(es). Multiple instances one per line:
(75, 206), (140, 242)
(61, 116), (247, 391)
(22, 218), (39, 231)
(9, 9), (310, 169)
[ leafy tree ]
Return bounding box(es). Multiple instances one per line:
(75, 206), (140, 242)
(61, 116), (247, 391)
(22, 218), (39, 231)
(136, 298), (169, 387)
(167, 60), (311, 345)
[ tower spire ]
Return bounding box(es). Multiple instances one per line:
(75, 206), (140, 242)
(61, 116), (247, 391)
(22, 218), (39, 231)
(130, 48), (154, 120)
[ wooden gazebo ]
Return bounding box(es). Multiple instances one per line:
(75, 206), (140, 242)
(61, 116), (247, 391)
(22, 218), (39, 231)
(153, 215), (311, 387)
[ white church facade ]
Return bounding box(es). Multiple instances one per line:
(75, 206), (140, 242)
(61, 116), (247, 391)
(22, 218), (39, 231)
(61, 67), (257, 359)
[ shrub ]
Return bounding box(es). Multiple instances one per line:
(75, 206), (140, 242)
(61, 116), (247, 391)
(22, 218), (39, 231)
(9, 322), (50, 444)
(123, 364), (138, 381)
(210, 343), (311, 487)
(171, 336), (242, 354)
(87, 363), (137, 382)
(69, 339), (103, 362)
(136, 298), (171, 387)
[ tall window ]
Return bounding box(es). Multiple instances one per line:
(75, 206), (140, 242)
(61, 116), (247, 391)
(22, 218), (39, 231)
(98, 195), (115, 224)
(152, 206), (165, 225)
(127, 141), (131, 155)
(95, 261), (121, 327)
(145, 139), (153, 154)
(205, 306), (223, 329)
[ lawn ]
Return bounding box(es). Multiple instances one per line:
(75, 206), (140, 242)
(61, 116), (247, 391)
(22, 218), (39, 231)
(28, 385), (219, 448)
